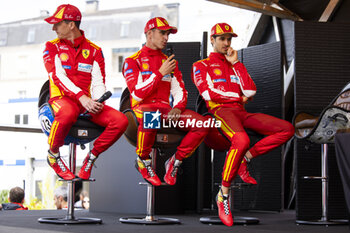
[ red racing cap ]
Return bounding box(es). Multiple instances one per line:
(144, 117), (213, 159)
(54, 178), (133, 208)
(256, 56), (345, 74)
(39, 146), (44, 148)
(45, 4), (82, 24)
(210, 23), (238, 37)
(144, 17), (177, 34)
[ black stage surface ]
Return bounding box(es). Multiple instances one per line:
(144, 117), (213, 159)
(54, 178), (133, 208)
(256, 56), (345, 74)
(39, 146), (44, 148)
(0, 210), (349, 233)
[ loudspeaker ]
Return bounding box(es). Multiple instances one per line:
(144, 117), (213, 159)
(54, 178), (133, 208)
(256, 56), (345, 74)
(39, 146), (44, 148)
(155, 42), (201, 214)
(294, 21), (350, 220)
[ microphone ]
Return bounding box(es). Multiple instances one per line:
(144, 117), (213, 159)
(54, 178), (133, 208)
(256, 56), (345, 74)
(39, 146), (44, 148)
(166, 45), (173, 57)
(83, 91), (112, 114)
(96, 91), (112, 103)
(166, 45), (174, 78)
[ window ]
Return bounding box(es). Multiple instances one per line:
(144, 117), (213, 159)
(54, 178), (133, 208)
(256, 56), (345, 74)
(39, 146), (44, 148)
(111, 47), (139, 74)
(0, 29), (7, 46)
(35, 180), (42, 200)
(18, 90), (26, 98)
(27, 28), (35, 43)
(113, 87), (122, 94)
(87, 26), (97, 40)
(112, 54), (125, 73)
(112, 53), (119, 73)
(118, 56), (124, 73)
(15, 115), (20, 124)
(14, 114), (28, 124)
(23, 115), (28, 125)
(120, 21), (130, 38)
(18, 55), (29, 76)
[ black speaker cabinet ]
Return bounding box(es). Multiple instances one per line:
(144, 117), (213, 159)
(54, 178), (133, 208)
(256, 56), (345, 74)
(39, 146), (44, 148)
(155, 42), (201, 214)
(294, 21), (350, 221)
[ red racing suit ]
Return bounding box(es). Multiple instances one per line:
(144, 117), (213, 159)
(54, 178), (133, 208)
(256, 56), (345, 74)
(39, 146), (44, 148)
(123, 46), (209, 160)
(43, 31), (128, 156)
(192, 52), (294, 187)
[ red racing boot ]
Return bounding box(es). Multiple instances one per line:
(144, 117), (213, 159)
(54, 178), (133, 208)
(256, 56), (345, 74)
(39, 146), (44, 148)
(164, 155), (182, 185)
(238, 157), (257, 185)
(216, 188), (233, 226)
(135, 157), (161, 186)
(78, 152), (97, 180)
(47, 150), (76, 180)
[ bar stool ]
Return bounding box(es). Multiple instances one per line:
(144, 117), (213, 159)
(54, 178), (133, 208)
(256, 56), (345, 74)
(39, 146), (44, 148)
(196, 95), (259, 225)
(37, 80), (104, 224)
(118, 88), (184, 225)
(293, 83), (350, 225)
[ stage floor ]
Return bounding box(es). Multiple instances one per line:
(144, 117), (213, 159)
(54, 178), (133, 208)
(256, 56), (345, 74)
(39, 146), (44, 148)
(0, 209), (348, 233)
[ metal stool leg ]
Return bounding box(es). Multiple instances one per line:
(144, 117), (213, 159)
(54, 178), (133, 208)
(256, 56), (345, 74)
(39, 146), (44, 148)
(200, 149), (259, 225)
(38, 143), (102, 224)
(119, 148), (180, 225)
(296, 144), (348, 225)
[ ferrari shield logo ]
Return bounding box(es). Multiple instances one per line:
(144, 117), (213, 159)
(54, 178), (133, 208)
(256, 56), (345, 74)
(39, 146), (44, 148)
(82, 49), (90, 59)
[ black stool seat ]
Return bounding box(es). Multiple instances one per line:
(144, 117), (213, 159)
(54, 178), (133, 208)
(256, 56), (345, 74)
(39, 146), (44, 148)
(65, 116), (104, 146)
(293, 82), (350, 144)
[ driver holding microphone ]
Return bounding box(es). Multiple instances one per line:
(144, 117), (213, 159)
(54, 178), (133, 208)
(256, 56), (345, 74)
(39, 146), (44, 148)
(122, 17), (209, 186)
(191, 23), (294, 226)
(43, 4), (128, 181)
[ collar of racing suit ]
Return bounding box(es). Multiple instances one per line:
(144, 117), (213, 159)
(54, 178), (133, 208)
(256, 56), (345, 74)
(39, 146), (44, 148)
(209, 52), (232, 64)
(141, 45), (163, 56)
(59, 30), (86, 49)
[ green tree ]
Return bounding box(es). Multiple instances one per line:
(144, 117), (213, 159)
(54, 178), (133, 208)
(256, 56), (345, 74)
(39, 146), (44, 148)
(0, 189), (9, 204)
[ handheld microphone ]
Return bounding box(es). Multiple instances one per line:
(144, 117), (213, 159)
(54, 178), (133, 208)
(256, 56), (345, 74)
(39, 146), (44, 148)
(166, 45), (173, 57)
(83, 91), (112, 114)
(166, 45), (174, 78)
(96, 91), (112, 103)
